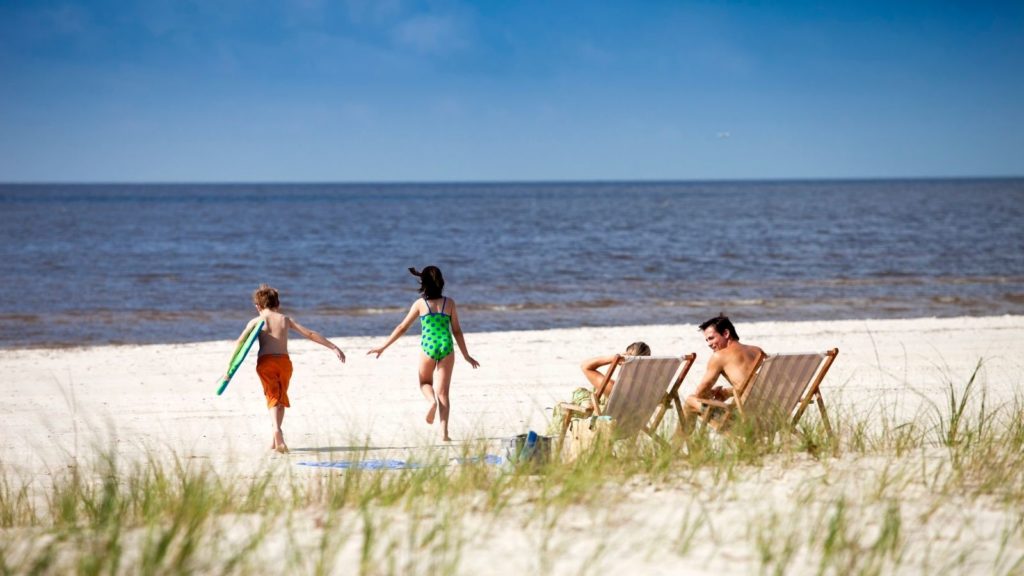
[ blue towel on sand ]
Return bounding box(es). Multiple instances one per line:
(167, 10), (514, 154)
(297, 459), (424, 470)
(297, 455), (504, 470)
(449, 455), (504, 466)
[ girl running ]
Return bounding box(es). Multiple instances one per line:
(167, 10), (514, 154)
(368, 266), (480, 441)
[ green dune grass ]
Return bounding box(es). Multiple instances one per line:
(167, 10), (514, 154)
(2, 363), (1023, 575)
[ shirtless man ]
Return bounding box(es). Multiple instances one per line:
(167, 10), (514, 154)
(685, 315), (764, 413)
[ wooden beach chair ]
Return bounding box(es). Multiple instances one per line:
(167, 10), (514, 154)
(556, 354), (696, 453)
(694, 348), (839, 440)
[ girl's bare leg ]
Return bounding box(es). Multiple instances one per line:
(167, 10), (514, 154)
(434, 354), (456, 441)
(418, 354), (438, 424)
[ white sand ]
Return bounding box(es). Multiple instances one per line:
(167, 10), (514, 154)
(2, 315), (1023, 573)
(3, 315), (1021, 472)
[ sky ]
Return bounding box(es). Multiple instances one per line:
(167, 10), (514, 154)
(1, 0), (1022, 183)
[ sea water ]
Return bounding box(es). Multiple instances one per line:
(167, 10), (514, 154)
(1, 179), (1022, 347)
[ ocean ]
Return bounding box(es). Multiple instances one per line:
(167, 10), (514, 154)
(1, 179), (1022, 348)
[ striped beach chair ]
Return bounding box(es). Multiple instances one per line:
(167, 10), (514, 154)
(556, 354), (696, 453)
(695, 349), (839, 439)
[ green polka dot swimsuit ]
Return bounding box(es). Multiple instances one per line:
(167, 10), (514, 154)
(420, 297), (454, 361)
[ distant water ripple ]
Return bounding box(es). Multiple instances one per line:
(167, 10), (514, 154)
(1, 179), (1022, 347)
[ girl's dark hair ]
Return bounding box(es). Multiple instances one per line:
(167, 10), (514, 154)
(409, 266), (445, 299)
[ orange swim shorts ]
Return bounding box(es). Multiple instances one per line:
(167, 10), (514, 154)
(257, 354), (293, 408)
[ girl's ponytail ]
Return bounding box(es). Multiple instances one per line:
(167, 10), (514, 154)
(411, 265), (444, 299)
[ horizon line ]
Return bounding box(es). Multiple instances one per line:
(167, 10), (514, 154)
(2, 174), (1023, 186)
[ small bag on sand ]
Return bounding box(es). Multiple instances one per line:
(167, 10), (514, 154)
(563, 416), (614, 462)
(503, 431), (552, 467)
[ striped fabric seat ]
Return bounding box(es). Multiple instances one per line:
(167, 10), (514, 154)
(556, 354), (696, 452)
(699, 349), (839, 439)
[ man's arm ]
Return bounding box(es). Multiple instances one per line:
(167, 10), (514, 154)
(685, 353), (724, 411)
(288, 317), (346, 363)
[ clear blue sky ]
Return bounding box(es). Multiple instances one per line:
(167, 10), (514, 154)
(1, 1), (1022, 182)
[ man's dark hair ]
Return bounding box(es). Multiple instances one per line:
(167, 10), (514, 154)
(699, 314), (739, 341)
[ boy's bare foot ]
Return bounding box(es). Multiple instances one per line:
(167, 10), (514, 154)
(442, 435), (452, 442)
(273, 430), (287, 452)
(425, 402), (437, 424)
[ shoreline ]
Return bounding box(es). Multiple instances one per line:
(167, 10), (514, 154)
(2, 311), (1022, 351)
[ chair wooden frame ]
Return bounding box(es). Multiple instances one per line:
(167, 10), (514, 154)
(695, 348), (839, 439)
(556, 353), (696, 452)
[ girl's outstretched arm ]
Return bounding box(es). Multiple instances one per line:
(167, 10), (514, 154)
(367, 302), (420, 358)
(449, 300), (480, 368)
(288, 316), (346, 363)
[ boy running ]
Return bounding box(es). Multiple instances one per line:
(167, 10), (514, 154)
(225, 284), (345, 453)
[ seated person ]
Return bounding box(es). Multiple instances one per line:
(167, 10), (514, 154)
(548, 341), (651, 434)
(685, 314), (764, 415)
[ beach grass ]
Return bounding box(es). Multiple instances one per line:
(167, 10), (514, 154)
(2, 367), (1024, 575)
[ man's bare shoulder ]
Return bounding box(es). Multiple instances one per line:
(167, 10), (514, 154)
(707, 348), (731, 367)
(712, 345), (741, 360)
(712, 342), (763, 366)
(742, 343), (765, 356)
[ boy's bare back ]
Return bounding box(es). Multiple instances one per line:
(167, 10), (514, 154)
(256, 311), (290, 356)
(227, 284), (344, 390)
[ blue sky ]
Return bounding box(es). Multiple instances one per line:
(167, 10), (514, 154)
(1, 1), (1022, 182)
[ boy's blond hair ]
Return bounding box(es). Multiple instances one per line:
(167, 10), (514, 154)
(253, 284), (280, 310)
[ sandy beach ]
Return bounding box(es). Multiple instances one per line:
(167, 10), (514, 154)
(2, 315), (1023, 574)
(4, 315), (1022, 470)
